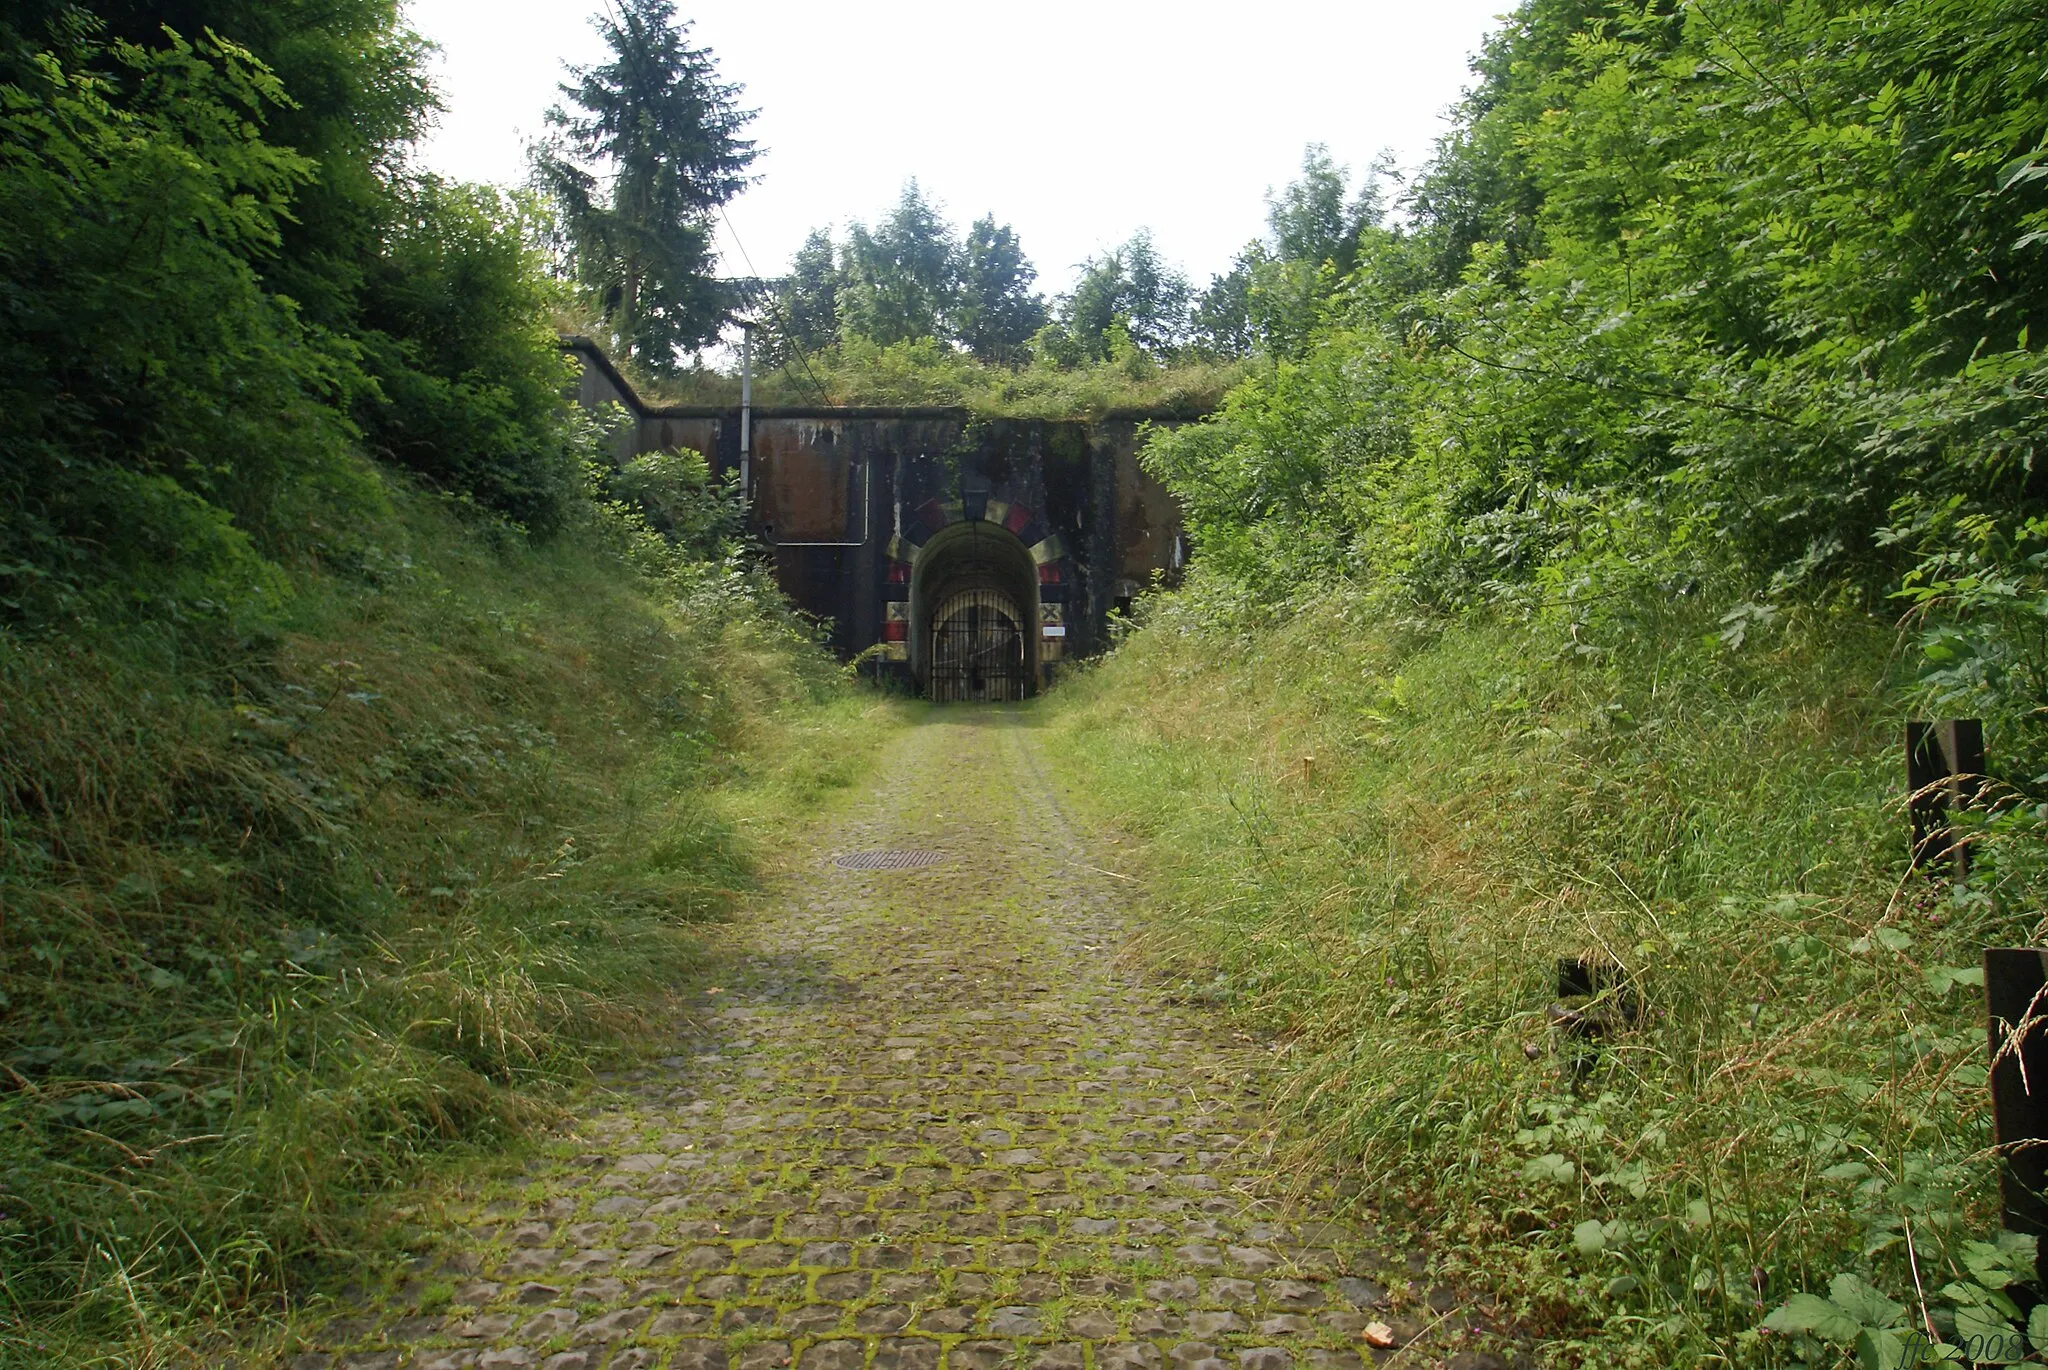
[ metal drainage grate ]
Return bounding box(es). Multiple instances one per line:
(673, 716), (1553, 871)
(834, 849), (948, 871)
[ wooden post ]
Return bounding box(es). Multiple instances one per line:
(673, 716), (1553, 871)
(1987, 949), (2048, 1288)
(1907, 719), (1984, 876)
(1549, 958), (1642, 1083)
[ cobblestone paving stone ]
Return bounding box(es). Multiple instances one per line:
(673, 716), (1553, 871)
(285, 711), (1512, 1370)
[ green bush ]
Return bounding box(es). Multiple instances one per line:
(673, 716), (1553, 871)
(0, 10), (605, 620)
(1139, 0), (2048, 744)
(355, 181), (587, 535)
(609, 445), (745, 558)
(0, 19), (370, 618)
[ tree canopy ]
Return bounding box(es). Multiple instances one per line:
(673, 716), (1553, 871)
(838, 180), (957, 346)
(956, 215), (1048, 363)
(1143, 0), (2048, 765)
(756, 183), (1050, 367)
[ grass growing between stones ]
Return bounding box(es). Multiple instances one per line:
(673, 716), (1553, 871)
(0, 486), (899, 1367)
(1039, 587), (2023, 1366)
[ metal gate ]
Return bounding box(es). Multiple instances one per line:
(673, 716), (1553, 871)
(928, 589), (1027, 702)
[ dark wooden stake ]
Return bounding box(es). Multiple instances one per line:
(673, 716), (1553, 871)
(1907, 719), (1984, 876)
(1549, 958), (1642, 1084)
(1987, 948), (2048, 1289)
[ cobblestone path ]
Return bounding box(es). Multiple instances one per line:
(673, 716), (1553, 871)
(289, 711), (1506, 1370)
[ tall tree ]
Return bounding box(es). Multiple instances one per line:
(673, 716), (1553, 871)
(1266, 143), (1353, 268)
(954, 215), (1046, 362)
(533, 0), (756, 373)
(779, 227), (840, 353)
(1059, 229), (1192, 359)
(1192, 148), (1399, 360)
(1254, 145), (1399, 355)
(838, 180), (957, 345)
(1191, 246), (1264, 358)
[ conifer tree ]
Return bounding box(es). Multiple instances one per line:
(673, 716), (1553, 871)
(533, 0), (756, 372)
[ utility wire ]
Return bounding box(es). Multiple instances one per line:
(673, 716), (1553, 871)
(718, 205), (834, 406)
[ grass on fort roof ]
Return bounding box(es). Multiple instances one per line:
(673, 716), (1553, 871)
(625, 335), (1250, 420)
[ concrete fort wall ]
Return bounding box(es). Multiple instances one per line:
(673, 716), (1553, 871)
(562, 337), (1193, 694)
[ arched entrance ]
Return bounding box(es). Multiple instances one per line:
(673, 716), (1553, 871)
(910, 519), (1039, 702)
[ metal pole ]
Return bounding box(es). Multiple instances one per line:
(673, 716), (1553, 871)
(739, 324), (752, 509)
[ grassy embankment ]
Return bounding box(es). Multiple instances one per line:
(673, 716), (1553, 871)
(0, 483), (900, 1367)
(1042, 590), (2008, 1366)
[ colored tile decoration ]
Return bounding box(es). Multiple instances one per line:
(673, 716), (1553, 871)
(882, 639), (907, 660)
(885, 601), (909, 622)
(1005, 503), (1034, 535)
(1038, 562), (1062, 584)
(881, 621), (907, 642)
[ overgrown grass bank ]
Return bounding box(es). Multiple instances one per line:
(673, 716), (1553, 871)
(0, 486), (895, 1366)
(1044, 589), (2020, 1366)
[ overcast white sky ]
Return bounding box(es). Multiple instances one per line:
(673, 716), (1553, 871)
(403, 0), (1507, 296)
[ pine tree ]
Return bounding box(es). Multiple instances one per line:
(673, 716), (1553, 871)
(532, 0), (756, 372)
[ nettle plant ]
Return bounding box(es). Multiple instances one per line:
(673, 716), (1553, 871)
(1762, 1235), (2043, 1367)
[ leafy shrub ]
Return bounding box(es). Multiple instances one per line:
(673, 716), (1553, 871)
(355, 181), (587, 535)
(0, 19), (370, 619)
(609, 445), (745, 557)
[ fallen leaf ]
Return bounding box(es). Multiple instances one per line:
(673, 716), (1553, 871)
(1362, 1322), (1396, 1349)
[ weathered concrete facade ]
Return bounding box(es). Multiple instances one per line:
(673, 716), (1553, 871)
(565, 338), (1192, 697)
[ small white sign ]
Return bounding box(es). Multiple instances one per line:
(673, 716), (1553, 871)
(1042, 625), (1066, 638)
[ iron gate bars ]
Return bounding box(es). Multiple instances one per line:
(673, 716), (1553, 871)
(929, 589), (1026, 703)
